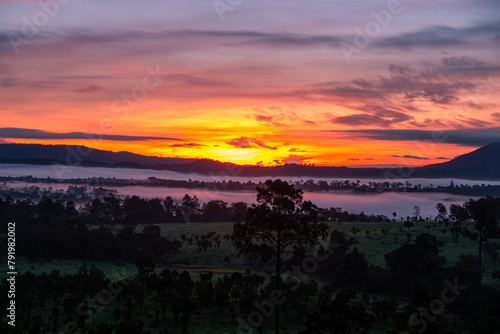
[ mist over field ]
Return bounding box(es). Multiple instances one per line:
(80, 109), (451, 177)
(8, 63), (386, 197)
(1, 163), (495, 217)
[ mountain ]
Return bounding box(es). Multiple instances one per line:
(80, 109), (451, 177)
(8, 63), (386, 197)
(428, 142), (500, 169)
(0, 143), (193, 166)
(1, 143), (499, 179)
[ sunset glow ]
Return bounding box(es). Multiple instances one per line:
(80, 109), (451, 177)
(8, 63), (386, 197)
(1, 0), (499, 166)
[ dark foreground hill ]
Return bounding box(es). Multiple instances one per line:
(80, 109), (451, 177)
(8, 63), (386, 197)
(1, 143), (499, 179)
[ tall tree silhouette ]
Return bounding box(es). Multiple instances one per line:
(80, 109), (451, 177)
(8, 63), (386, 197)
(463, 197), (500, 282)
(233, 179), (328, 334)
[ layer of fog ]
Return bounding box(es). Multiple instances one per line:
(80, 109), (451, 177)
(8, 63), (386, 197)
(2, 164), (500, 187)
(3, 180), (478, 219)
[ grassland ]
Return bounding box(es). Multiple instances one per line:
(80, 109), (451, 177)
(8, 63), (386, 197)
(9, 220), (500, 284)
(5, 220), (500, 334)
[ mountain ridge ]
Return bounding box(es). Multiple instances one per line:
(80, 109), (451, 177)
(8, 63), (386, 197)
(1, 143), (500, 179)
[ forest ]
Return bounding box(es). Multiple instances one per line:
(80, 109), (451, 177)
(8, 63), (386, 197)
(0, 179), (499, 333)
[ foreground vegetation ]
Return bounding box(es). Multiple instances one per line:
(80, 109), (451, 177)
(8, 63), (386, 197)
(1, 180), (499, 333)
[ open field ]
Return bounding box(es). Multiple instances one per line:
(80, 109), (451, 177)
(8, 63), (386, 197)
(3, 219), (500, 334)
(7, 220), (500, 284)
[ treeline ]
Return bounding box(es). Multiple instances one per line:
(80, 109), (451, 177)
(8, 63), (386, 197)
(0, 196), (183, 262)
(0, 183), (117, 202)
(0, 191), (392, 228)
(3, 175), (500, 197)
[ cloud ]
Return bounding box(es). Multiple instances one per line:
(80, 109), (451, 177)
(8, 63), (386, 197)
(226, 136), (278, 150)
(299, 56), (500, 128)
(436, 157), (451, 160)
(289, 147), (307, 152)
(226, 137), (252, 148)
(375, 21), (500, 49)
(0, 128), (183, 142)
(349, 158), (360, 161)
(76, 85), (100, 93)
(492, 112), (500, 121)
(171, 142), (204, 148)
(331, 110), (412, 127)
(282, 154), (312, 164)
(254, 114), (285, 126)
(255, 114), (274, 122)
(1, 78), (16, 87)
(391, 155), (429, 160)
(328, 127), (500, 146)
(0, 61), (11, 74)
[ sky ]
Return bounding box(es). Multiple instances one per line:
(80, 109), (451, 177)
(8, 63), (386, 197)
(1, 0), (499, 166)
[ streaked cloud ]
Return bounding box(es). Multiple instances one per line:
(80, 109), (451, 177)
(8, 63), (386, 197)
(328, 127), (500, 146)
(226, 137), (278, 150)
(0, 128), (183, 142)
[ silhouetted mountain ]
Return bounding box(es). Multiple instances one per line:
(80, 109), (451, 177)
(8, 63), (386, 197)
(0, 144), (193, 166)
(1, 143), (500, 179)
(428, 142), (500, 169)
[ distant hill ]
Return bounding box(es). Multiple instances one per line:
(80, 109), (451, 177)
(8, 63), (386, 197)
(1, 143), (499, 179)
(0, 144), (193, 166)
(428, 142), (500, 169)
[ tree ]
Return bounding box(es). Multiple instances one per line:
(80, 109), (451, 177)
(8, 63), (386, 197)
(233, 179), (328, 334)
(462, 197), (500, 282)
(300, 288), (374, 334)
(435, 203), (447, 224)
(385, 233), (445, 276)
(412, 205), (421, 222)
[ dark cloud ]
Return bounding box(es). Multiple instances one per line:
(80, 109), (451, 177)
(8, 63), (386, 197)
(332, 114), (389, 127)
(253, 114), (285, 126)
(4, 20), (494, 54)
(300, 56), (500, 128)
(436, 157), (451, 160)
(289, 147), (307, 152)
(0, 29), (343, 56)
(0, 128), (182, 142)
(226, 137), (252, 148)
(171, 143), (204, 148)
(456, 117), (491, 128)
(226, 136), (278, 150)
(491, 112), (500, 121)
(255, 114), (274, 122)
(0, 61), (11, 74)
(328, 127), (500, 146)
(282, 154), (312, 164)
(331, 110), (412, 127)
(166, 73), (232, 89)
(375, 21), (500, 49)
(409, 118), (447, 128)
(1, 78), (16, 87)
(392, 155), (429, 160)
(76, 85), (100, 93)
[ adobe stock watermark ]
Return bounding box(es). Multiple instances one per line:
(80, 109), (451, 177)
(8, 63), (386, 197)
(401, 277), (468, 334)
(340, 0), (403, 64)
(51, 64), (165, 180)
(213, 0), (244, 22)
(8, 0), (72, 54)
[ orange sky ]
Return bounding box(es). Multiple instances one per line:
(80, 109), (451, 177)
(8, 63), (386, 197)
(1, 0), (499, 166)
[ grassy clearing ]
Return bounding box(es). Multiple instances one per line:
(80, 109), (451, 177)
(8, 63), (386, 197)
(7, 220), (499, 281)
(4, 220), (500, 334)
